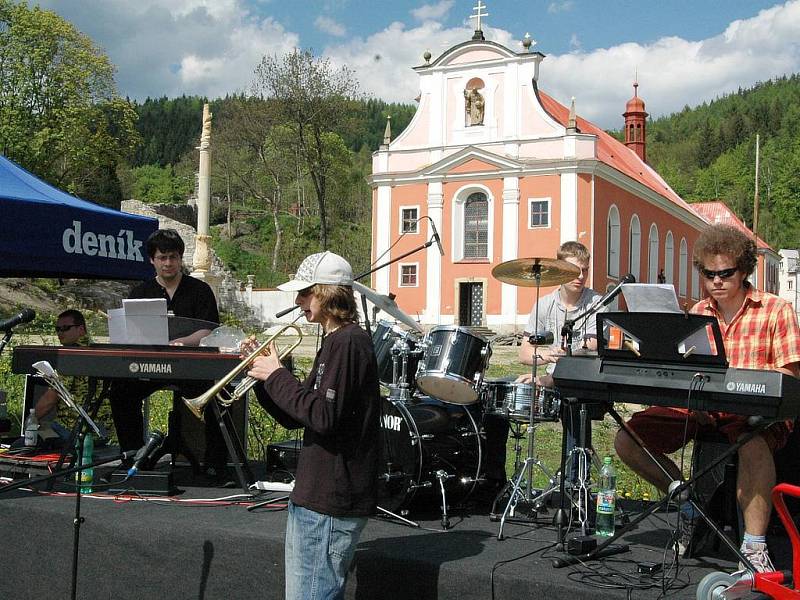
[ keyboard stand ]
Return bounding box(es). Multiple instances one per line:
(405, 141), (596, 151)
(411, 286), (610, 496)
(552, 400), (765, 571)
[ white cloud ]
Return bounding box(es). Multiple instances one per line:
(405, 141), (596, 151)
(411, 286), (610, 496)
(36, 0), (298, 99)
(569, 33), (581, 52)
(548, 1), (575, 14)
(541, 1), (800, 128)
(324, 0), (800, 130)
(314, 15), (346, 37)
(411, 1), (455, 22)
(35, 0), (800, 132)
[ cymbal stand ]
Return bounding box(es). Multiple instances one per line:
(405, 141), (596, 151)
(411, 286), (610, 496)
(497, 263), (547, 540)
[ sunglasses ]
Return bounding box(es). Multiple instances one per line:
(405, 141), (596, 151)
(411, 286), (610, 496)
(54, 324), (79, 333)
(700, 267), (738, 280)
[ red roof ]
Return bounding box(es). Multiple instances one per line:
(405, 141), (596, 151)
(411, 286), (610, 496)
(691, 201), (772, 251)
(538, 90), (699, 218)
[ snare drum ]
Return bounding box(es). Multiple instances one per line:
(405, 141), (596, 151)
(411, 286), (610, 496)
(372, 320), (420, 388)
(481, 381), (561, 422)
(415, 325), (491, 405)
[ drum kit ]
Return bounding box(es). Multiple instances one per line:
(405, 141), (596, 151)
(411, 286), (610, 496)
(366, 257), (582, 531)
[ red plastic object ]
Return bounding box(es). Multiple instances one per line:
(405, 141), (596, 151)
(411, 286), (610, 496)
(752, 483), (800, 598)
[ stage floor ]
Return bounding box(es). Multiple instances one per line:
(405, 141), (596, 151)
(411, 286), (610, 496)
(0, 459), (764, 600)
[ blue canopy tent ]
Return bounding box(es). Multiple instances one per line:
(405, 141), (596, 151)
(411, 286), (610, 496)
(0, 156), (158, 280)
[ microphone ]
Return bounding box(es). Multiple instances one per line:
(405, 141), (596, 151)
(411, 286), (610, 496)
(528, 331), (554, 346)
(126, 430), (165, 477)
(598, 274), (635, 308)
(0, 308), (35, 331)
(430, 220), (445, 256)
(275, 305), (299, 319)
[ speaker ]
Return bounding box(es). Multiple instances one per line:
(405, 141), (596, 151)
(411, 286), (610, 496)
(171, 392), (249, 464)
(266, 438), (302, 479)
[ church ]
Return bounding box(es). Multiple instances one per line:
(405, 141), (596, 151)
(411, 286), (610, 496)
(369, 11), (775, 333)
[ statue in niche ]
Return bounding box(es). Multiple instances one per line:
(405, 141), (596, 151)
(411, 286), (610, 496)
(464, 88), (485, 126)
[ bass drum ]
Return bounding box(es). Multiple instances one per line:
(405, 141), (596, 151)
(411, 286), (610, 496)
(377, 396), (483, 514)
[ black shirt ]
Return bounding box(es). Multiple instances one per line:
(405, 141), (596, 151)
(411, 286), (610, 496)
(130, 274), (219, 325)
(256, 323), (380, 517)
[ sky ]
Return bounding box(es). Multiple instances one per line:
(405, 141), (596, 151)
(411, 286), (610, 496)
(39, 0), (800, 129)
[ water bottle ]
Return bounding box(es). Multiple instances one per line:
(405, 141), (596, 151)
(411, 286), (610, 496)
(79, 433), (94, 494)
(595, 456), (617, 537)
(24, 409), (39, 447)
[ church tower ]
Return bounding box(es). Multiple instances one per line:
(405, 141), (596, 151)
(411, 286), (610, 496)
(623, 81), (648, 162)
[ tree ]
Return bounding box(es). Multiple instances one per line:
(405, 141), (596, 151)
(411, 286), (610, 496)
(0, 1), (139, 205)
(252, 49), (363, 249)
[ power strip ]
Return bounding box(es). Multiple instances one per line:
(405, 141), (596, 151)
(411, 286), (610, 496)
(251, 480), (295, 492)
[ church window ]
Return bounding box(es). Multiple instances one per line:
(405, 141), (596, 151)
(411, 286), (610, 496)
(528, 199), (550, 228)
(664, 231), (674, 284)
(607, 205), (620, 279)
(463, 193), (489, 259)
(400, 207), (419, 234)
(679, 238), (688, 296)
(648, 224), (659, 283)
(399, 264), (418, 287)
(629, 214), (641, 280)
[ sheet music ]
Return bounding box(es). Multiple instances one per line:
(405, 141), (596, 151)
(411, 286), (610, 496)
(621, 283), (681, 313)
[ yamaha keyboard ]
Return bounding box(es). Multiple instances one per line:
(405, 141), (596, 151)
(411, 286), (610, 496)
(553, 356), (800, 418)
(12, 344), (242, 381)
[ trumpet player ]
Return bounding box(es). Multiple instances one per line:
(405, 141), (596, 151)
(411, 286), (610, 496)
(246, 251), (380, 600)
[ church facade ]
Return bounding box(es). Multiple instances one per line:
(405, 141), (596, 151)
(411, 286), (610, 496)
(369, 30), (756, 333)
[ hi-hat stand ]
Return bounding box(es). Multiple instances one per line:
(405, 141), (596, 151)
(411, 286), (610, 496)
(496, 263), (550, 539)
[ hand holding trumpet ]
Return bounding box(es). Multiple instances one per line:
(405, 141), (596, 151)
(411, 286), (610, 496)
(245, 339), (284, 382)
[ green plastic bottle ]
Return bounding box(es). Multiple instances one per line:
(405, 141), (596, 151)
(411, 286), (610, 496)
(79, 433), (94, 494)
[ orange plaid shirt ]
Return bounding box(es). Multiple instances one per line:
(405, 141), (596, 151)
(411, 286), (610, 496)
(691, 286), (800, 371)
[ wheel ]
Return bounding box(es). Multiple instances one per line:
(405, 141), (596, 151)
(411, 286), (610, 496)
(696, 571), (737, 600)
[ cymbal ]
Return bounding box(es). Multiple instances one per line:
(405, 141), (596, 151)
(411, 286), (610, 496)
(492, 257), (580, 287)
(352, 281), (423, 332)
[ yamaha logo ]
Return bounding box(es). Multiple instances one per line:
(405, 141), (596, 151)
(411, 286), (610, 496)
(127, 362), (173, 375)
(727, 381), (767, 395)
(129, 362), (140, 374)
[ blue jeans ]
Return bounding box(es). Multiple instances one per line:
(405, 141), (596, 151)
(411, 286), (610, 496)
(285, 501), (367, 600)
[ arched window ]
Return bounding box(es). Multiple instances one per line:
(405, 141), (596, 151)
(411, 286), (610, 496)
(648, 224), (659, 283)
(691, 262), (700, 300)
(463, 192), (488, 259)
(679, 238), (688, 296)
(664, 231), (674, 285)
(629, 215), (641, 280)
(607, 205), (620, 278)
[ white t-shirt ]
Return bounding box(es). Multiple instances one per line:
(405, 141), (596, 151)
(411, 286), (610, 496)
(524, 287), (603, 353)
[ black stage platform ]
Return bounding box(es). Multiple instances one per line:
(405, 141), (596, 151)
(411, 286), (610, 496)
(0, 462), (768, 600)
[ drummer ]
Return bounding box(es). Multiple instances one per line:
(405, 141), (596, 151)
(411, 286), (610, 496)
(517, 241), (603, 482)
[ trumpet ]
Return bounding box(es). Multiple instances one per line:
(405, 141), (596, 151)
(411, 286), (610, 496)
(183, 322), (303, 421)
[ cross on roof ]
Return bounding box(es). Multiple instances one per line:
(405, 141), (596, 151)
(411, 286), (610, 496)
(470, 1), (488, 32)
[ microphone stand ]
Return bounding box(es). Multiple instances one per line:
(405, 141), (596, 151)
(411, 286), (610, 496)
(0, 329), (14, 357)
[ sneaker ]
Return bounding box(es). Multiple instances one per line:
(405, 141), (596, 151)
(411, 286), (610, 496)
(675, 511), (697, 557)
(739, 542), (775, 573)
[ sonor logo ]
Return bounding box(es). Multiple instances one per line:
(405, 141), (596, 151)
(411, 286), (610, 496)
(381, 414), (402, 432)
(62, 220), (144, 262)
(129, 362), (172, 375)
(727, 381), (767, 395)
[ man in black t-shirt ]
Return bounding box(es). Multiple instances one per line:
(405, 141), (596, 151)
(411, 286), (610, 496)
(109, 229), (228, 478)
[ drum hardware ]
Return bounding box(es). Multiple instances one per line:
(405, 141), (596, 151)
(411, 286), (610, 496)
(491, 257), (579, 540)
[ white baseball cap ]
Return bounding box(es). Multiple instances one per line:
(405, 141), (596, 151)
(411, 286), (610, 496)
(277, 251), (353, 291)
